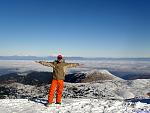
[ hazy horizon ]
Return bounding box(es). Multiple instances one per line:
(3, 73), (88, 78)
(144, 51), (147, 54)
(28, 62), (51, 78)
(0, 55), (150, 62)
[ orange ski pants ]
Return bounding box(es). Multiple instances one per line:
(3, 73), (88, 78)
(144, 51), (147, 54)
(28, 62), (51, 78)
(48, 80), (64, 103)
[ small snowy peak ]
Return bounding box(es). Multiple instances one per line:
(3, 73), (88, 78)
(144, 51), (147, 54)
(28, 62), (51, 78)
(81, 69), (122, 82)
(84, 69), (112, 75)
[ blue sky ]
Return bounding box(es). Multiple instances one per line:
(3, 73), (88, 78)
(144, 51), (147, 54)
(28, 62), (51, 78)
(0, 0), (150, 57)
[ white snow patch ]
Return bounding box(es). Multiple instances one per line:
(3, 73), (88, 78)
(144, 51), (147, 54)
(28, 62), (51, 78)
(115, 89), (135, 99)
(0, 99), (150, 113)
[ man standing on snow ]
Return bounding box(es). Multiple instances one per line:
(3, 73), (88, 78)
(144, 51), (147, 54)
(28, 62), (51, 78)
(36, 55), (80, 106)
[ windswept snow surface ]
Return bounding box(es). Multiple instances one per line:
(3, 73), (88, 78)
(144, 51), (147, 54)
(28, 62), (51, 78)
(0, 99), (150, 113)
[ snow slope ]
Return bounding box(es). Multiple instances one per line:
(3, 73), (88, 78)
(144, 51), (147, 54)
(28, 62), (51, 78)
(0, 99), (150, 113)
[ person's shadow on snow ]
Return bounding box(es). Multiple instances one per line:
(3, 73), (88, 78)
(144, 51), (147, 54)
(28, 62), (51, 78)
(29, 98), (48, 106)
(126, 98), (150, 104)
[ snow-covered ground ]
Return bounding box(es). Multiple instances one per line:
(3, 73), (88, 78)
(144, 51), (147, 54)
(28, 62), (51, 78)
(0, 99), (150, 113)
(1, 78), (149, 113)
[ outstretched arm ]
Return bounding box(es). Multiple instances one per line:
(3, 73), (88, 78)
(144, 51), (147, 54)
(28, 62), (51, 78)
(35, 61), (55, 68)
(65, 63), (80, 68)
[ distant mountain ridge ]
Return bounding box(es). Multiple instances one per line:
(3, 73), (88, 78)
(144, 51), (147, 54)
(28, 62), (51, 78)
(0, 56), (84, 60)
(0, 55), (150, 60)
